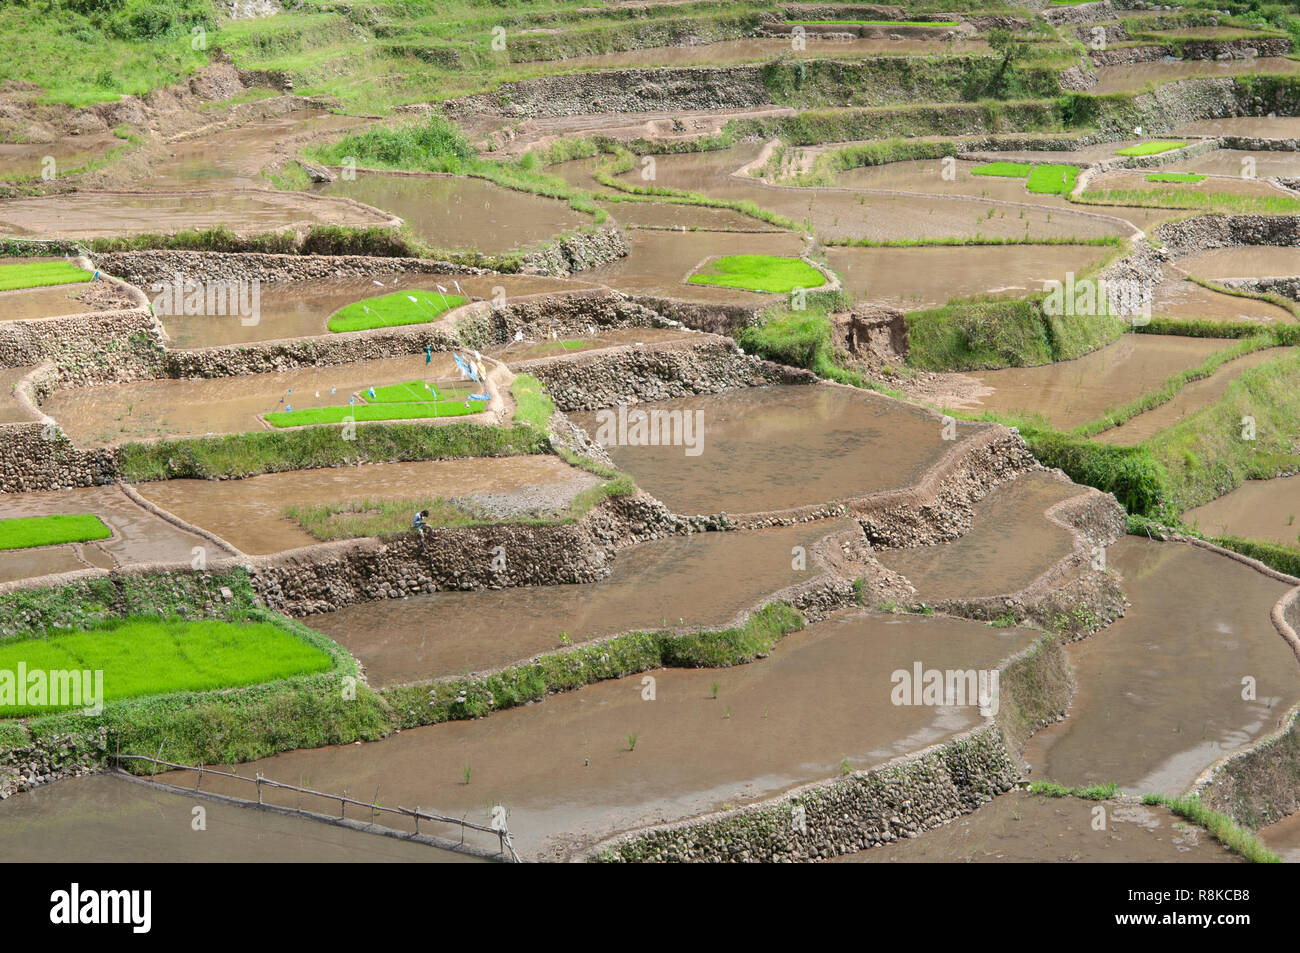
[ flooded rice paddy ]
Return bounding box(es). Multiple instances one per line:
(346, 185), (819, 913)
(315, 173), (587, 254)
(0, 190), (392, 239)
(1182, 475), (1300, 546)
(0, 284), (101, 321)
(831, 790), (1238, 863)
(0, 774), (477, 863)
(134, 457), (598, 556)
(1094, 347), (1283, 447)
(42, 352), (463, 446)
(1177, 246), (1300, 280)
(1091, 57), (1300, 95)
(826, 243), (1112, 308)
(159, 274), (585, 348)
(569, 384), (986, 515)
(875, 470), (1083, 600)
(1021, 538), (1299, 796)
(315, 520), (856, 683)
(162, 609), (1035, 858)
(965, 334), (1233, 430)
(0, 484), (207, 584)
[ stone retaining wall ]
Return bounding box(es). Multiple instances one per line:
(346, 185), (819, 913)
(519, 335), (816, 411)
(453, 288), (673, 350)
(249, 491), (683, 616)
(0, 307), (166, 380)
(627, 294), (763, 337)
(0, 423), (119, 492)
(449, 67), (773, 119)
(1090, 37), (1292, 66)
(91, 250), (491, 288)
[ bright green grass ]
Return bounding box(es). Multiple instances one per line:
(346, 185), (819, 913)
(510, 373), (555, 430)
(1026, 163), (1080, 195)
(970, 162), (1033, 178)
(0, 261), (93, 292)
(687, 254), (828, 294)
(1146, 172), (1208, 183)
(1116, 141), (1187, 156)
(0, 617), (332, 717)
(0, 514), (111, 551)
(367, 380), (474, 403)
(265, 400), (486, 428)
(326, 290), (466, 333)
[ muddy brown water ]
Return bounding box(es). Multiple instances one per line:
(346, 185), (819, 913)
(579, 228), (804, 302)
(134, 456), (598, 556)
(158, 274), (588, 349)
(314, 520), (856, 684)
(875, 470), (1083, 600)
(1091, 57), (1300, 95)
(0, 190), (391, 239)
(1178, 247), (1300, 280)
(1172, 117), (1300, 139)
(1089, 167), (1291, 199)
(0, 132), (120, 181)
(527, 36), (992, 70)
(568, 384), (986, 515)
(1258, 810), (1300, 863)
(1150, 266), (1296, 324)
(1021, 537), (1300, 797)
(832, 157), (1084, 212)
(43, 352), (465, 447)
(162, 609), (1034, 858)
(0, 366), (37, 424)
(1094, 347), (1283, 447)
(825, 243), (1111, 309)
(1157, 148), (1300, 179)
(1182, 475), (1300, 546)
(315, 173), (586, 254)
(0, 283), (100, 321)
(0, 484), (207, 583)
(965, 334), (1234, 431)
(619, 145), (1124, 242)
(142, 110), (365, 191)
(830, 791), (1238, 862)
(0, 773), (480, 863)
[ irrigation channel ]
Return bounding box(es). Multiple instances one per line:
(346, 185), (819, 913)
(3, 0), (1300, 869)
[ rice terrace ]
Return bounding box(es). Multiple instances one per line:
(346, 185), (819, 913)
(2, 0), (1300, 904)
